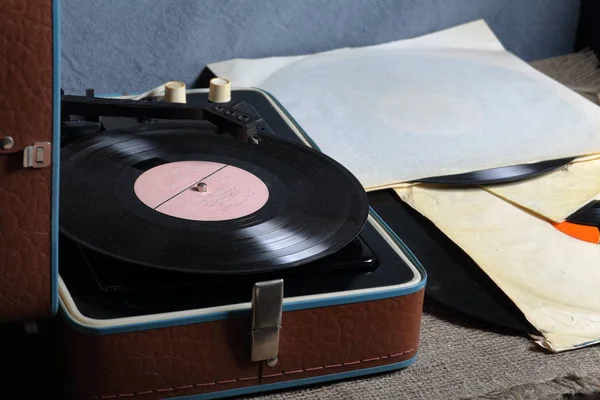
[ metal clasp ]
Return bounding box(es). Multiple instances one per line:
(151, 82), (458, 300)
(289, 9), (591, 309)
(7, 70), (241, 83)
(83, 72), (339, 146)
(250, 279), (283, 366)
(23, 142), (51, 168)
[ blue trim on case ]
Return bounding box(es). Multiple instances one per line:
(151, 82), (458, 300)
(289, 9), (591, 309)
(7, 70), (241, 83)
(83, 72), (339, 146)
(172, 356), (417, 400)
(50, 0), (61, 315)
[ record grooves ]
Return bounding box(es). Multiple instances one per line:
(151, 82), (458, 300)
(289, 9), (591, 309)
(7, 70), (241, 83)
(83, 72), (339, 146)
(60, 123), (369, 275)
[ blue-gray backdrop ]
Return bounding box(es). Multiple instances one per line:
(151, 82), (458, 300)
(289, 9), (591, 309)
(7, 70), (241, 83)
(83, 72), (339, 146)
(61, 0), (581, 95)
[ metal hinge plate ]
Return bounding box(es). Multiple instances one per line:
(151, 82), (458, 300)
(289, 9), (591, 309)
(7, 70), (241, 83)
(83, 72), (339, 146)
(250, 279), (283, 365)
(23, 142), (51, 168)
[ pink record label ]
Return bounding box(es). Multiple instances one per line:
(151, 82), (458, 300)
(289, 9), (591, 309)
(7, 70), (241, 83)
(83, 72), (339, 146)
(134, 161), (269, 221)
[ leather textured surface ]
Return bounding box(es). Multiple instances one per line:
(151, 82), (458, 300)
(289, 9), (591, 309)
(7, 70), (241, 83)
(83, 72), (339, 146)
(60, 290), (424, 399)
(0, 0), (53, 321)
(261, 291), (423, 384)
(61, 317), (260, 400)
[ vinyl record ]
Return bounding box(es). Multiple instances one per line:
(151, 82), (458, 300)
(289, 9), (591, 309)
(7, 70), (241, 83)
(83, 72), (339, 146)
(415, 157), (574, 186)
(566, 200), (600, 227)
(60, 122), (369, 275)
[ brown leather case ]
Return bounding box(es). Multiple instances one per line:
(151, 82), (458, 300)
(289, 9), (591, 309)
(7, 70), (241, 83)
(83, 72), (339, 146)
(0, 0), (55, 321)
(60, 290), (423, 400)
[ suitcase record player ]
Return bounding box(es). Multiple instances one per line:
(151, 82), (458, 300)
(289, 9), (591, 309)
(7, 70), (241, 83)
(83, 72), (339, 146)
(53, 87), (426, 400)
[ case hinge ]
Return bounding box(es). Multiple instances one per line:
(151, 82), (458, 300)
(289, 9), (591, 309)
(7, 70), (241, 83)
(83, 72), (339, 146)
(23, 142), (51, 168)
(250, 279), (283, 366)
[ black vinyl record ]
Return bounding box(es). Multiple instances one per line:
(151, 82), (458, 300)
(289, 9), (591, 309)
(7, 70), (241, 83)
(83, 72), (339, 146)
(60, 122), (369, 275)
(416, 157), (574, 185)
(567, 200), (600, 227)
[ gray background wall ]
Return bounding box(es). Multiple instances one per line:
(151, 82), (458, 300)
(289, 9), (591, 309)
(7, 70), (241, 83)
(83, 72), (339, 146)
(61, 0), (581, 95)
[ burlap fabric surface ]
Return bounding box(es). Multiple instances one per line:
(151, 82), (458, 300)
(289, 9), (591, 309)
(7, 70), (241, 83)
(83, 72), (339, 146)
(244, 53), (600, 400)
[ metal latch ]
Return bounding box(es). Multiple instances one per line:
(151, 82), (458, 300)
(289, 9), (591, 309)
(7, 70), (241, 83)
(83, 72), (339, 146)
(251, 279), (283, 366)
(23, 142), (51, 168)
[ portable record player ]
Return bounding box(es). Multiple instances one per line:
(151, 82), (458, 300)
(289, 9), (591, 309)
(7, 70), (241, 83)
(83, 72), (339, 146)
(53, 86), (426, 399)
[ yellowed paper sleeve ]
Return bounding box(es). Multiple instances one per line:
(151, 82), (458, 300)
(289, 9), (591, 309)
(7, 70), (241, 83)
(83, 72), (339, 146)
(394, 185), (600, 352)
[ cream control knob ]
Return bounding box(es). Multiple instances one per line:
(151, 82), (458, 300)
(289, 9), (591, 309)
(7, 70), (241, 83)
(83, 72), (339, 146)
(164, 81), (187, 103)
(208, 78), (231, 103)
